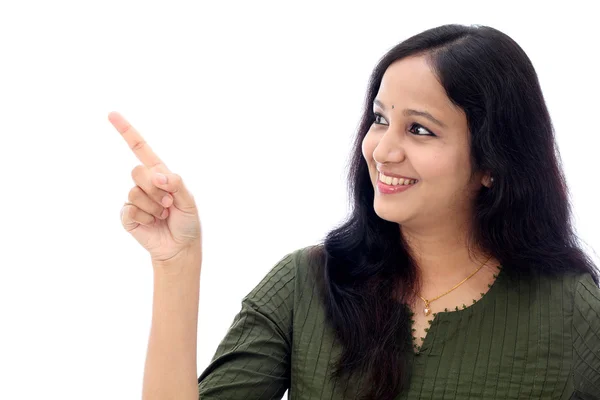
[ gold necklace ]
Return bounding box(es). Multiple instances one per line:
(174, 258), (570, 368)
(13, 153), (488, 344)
(418, 255), (492, 316)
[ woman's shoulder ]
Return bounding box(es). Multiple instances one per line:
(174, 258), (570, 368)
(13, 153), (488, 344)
(568, 271), (600, 396)
(559, 269), (600, 336)
(242, 244), (323, 310)
(503, 267), (600, 395)
(570, 270), (600, 330)
(505, 267), (599, 323)
(572, 271), (600, 299)
(527, 267), (599, 300)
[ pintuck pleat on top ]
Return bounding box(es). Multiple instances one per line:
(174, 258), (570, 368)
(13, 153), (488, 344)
(198, 247), (600, 399)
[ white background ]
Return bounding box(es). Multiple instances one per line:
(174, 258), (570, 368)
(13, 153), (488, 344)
(0, 1), (598, 399)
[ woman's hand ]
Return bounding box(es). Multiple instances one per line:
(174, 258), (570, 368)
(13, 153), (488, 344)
(109, 112), (202, 265)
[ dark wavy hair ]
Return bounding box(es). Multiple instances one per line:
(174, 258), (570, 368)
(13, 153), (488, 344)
(307, 24), (599, 400)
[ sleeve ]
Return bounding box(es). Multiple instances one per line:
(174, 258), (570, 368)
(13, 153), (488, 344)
(197, 250), (298, 400)
(572, 273), (600, 399)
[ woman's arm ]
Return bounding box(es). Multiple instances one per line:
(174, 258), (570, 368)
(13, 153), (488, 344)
(197, 251), (297, 399)
(142, 254), (202, 400)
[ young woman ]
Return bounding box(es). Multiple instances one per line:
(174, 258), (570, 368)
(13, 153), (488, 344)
(113, 24), (600, 400)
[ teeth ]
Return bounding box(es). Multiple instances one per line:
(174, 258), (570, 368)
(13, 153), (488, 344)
(380, 173), (417, 186)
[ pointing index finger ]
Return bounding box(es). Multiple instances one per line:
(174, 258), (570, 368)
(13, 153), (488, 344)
(108, 112), (169, 172)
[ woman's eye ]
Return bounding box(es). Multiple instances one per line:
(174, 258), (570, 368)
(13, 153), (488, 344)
(409, 123), (435, 137)
(373, 114), (436, 137)
(373, 113), (388, 125)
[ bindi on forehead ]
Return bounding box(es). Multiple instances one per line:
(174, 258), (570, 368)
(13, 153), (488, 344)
(374, 98), (448, 129)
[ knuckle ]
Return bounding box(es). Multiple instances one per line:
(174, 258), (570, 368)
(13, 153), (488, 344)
(128, 186), (143, 202)
(151, 185), (170, 202)
(128, 206), (136, 219)
(171, 173), (182, 185)
(154, 207), (165, 218)
(131, 165), (146, 181)
(130, 207), (145, 222)
(122, 205), (135, 222)
(151, 199), (164, 212)
(131, 139), (147, 152)
(130, 209), (145, 224)
(149, 188), (165, 203)
(168, 173), (183, 191)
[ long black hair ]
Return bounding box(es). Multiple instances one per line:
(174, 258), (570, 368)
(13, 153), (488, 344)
(307, 24), (599, 400)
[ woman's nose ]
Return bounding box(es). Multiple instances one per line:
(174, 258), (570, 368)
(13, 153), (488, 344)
(373, 130), (407, 164)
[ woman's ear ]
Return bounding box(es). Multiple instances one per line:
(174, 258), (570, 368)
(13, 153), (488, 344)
(481, 174), (493, 188)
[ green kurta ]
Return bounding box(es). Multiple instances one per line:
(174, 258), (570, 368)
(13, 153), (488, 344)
(198, 246), (600, 399)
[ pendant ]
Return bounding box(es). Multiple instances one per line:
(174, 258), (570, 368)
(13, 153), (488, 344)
(424, 300), (431, 316)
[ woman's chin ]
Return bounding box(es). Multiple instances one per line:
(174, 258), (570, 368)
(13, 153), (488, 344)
(373, 202), (411, 224)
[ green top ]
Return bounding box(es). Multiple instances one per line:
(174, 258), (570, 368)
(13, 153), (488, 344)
(198, 246), (600, 399)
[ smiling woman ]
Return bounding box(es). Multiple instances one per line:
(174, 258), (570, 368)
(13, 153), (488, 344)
(180, 24), (600, 400)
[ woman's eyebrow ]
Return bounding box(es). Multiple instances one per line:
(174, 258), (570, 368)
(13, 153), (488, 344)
(374, 98), (447, 128)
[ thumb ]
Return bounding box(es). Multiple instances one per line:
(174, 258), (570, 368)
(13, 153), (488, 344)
(151, 171), (196, 211)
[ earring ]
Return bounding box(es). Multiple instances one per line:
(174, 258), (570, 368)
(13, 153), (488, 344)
(490, 177), (494, 183)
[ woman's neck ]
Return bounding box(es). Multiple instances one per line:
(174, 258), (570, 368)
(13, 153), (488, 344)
(400, 223), (496, 284)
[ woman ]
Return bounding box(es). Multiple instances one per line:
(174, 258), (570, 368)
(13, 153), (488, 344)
(113, 24), (600, 399)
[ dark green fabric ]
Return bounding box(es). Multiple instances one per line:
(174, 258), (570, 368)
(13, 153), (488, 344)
(198, 247), (600, 399)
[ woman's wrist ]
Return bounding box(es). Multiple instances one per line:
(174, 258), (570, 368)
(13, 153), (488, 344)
(152, 245), (202, 276)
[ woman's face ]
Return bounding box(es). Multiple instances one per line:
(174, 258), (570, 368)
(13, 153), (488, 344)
(362, 55), (488, 229)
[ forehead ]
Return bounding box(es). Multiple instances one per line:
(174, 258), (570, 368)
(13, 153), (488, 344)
(376, 56), (459, 117)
